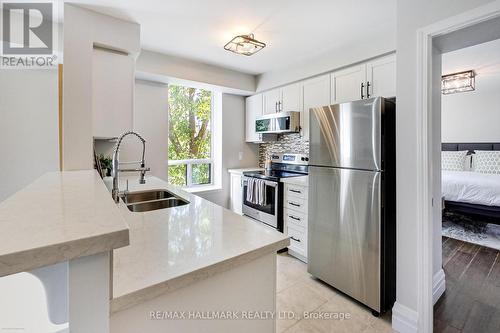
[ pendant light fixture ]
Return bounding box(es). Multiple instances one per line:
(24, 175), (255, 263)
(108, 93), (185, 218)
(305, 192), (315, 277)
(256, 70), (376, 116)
(441, 70), (475, 95)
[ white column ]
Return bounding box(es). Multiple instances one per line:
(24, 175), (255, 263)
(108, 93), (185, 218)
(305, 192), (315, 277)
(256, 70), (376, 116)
(69, 252), (111, 333)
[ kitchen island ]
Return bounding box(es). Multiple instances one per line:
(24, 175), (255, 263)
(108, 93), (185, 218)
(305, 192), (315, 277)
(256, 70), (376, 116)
(0, 171), (288, 333)
(111, 176), (289, 333)
(0, 170), (130, 332)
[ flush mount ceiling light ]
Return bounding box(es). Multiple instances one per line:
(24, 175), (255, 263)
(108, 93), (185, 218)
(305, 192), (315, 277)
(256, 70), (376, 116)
(441, 70), (475, 95)
(224, 33), (266, 56)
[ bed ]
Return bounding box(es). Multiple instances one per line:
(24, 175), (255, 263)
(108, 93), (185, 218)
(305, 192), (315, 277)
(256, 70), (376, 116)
(442, 143), (500, 223)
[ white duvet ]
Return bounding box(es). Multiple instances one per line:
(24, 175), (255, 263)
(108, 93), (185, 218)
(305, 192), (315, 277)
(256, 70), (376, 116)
(442, 170), (500, 206)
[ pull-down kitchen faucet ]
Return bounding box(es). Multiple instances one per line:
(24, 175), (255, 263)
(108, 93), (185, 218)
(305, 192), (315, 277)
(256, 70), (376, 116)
(112, 131), (150, 203)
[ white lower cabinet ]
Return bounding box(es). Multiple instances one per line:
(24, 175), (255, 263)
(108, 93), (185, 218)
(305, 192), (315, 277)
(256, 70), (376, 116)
(284, 183), (308, 262)
(229, 173), (243, 215)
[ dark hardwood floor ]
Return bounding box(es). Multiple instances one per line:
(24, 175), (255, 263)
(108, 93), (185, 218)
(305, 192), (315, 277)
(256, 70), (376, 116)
(434, 236), (500, 333)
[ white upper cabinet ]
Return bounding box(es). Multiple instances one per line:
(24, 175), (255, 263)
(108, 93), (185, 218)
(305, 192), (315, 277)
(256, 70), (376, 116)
(302, 74), (331, 141)
(245, 53), (396, 142)
(331, 64), (366, 104)
(331, 53), (396, 104)
(263, 88), (281, 114)
(281, 82), (303, 112)
(92, 48), (134, 138)
(366, 54), (396, 99)
(263, 83), (302, 114)
(245, 94), (263, 143)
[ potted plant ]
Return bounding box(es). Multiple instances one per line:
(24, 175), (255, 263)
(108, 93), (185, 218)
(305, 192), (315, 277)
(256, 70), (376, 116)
(99, 154), (113, 177)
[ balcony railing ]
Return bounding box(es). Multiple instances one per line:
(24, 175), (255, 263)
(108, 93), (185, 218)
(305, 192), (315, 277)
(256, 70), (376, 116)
(168, 159), (213, 187)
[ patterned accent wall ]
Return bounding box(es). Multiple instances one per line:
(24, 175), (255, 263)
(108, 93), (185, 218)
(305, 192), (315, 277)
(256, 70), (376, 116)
(258, 134), (309, 167)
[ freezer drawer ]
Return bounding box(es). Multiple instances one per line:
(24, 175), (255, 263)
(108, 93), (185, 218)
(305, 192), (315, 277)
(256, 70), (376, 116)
(309, 97), (382, 171)
(307, 166), (381, 312)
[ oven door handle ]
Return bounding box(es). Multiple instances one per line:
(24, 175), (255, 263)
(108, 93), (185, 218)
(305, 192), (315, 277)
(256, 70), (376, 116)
(243, 177), (278, 188)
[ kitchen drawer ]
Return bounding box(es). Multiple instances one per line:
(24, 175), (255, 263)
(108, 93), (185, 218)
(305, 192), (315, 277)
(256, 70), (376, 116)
(284, 208), (307, 229)
(287, 224), (307, 257)
(285, 184), (308, 200)
(284, 196), (308, 214)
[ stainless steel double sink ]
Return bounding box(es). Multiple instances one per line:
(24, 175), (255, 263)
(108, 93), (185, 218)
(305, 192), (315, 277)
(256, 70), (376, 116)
(121, 189), (189, 212)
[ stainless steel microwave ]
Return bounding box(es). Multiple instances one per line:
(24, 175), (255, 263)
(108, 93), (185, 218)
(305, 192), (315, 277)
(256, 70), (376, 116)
(255, 112), (300, 134)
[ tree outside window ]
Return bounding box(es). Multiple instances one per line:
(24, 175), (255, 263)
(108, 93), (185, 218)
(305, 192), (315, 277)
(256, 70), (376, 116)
(168, 85), (213, 187)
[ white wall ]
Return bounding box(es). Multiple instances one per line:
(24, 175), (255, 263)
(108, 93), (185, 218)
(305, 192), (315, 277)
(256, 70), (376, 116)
(136, 50), (256, 95)
(197, 94), (259, 208)
(442, 38), (500, 142)
(134, 80), (169, 181)
(63, 4), (140, 170)
(395, 0), (496, 326)
(0, 69), (59, 202)
(92, 48), (135, 139)
(256, 36), (395, 92)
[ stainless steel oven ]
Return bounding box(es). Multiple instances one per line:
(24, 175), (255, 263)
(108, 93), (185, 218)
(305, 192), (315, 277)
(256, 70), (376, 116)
(242, 177), (281, 231)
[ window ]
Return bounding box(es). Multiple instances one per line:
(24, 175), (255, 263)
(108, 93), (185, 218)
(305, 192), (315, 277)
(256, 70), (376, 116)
(167, 84), (214, 188)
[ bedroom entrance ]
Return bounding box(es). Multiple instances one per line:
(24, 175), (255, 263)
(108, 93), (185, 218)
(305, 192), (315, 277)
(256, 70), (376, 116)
(436, 38), (500, 332)
(416, 7), (500, 333)
(440, 40), (500, 251)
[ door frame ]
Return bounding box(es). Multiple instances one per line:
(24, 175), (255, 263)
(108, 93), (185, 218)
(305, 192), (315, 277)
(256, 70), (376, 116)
(415, 1), (500, 332)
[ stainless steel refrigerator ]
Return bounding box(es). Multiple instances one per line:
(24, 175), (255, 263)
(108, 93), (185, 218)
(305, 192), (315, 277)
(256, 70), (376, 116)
(307, 97), (396, 315)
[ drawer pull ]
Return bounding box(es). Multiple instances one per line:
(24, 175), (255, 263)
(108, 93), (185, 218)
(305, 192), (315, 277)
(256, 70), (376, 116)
(289, 215), (301, 221)
(289, 189), (301, 194)
(289, 202), (300, 207)
(290, 236), (301, 242)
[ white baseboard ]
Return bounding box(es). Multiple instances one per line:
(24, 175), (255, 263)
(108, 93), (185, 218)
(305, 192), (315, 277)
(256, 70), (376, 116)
(287, 249), (307, 263)
(392, 302), (418, 333)
(433, 268), (446, 305)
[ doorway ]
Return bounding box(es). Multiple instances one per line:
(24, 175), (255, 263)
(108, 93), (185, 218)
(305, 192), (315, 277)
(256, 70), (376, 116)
(416, 4), (500, 333)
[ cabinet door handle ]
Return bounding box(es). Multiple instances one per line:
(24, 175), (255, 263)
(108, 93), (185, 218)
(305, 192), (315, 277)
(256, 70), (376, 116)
(289, 215), (301, 221)
(275, 101), (278, 112)
(290, 236), (301, 242)
(289, 202), (300, 207)
(366, 81), (371, 98)
(289, 189), (301, 194)
(360, 82), (365, 99)
(279, 101), (282, 112)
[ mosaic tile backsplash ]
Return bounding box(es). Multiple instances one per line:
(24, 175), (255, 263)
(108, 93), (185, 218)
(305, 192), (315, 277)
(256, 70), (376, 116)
(258, 133), (309, 167)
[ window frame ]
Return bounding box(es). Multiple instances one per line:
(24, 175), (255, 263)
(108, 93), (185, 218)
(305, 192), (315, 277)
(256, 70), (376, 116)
(167, 86), (215, 189)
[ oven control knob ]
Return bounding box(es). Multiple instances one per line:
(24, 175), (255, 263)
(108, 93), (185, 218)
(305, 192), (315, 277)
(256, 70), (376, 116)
(301, 157), (305, 161)
(305, 157), (309, 161)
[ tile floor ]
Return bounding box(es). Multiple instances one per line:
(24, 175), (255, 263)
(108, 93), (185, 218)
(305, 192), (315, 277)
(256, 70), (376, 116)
(276, 253), (394, 333)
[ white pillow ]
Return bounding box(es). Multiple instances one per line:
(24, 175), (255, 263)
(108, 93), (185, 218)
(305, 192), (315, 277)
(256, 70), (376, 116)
(464, 155), (473, 171)
(473, 151), (500, 174)
(442, 151), (468, 171)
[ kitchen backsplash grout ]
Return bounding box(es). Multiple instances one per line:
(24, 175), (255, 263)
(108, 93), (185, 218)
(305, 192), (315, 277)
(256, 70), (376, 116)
(258, 133), (309, 167)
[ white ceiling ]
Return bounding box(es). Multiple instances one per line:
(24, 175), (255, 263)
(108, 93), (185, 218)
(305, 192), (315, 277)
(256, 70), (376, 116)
(70, 0), (396, 75)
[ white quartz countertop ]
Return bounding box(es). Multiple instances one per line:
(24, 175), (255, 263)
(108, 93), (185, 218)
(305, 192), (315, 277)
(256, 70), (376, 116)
(227, 167), (263, 174)
(111, 176), (289, 313)
(0, 170), (130, 277)
(281, 175), (309, 186)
